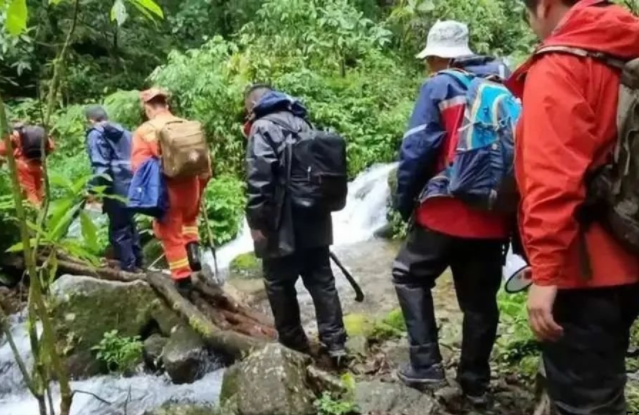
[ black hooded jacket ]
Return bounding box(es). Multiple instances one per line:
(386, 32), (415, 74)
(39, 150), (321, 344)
(246, 92), (333, 259)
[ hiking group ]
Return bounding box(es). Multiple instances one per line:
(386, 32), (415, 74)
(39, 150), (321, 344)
(2, 0), (639, 413)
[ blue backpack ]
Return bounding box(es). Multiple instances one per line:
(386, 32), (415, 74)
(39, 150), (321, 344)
(127, 157), (169, 219)
(440, 69), (522, 213)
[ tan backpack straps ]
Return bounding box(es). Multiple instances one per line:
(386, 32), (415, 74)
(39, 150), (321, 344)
(535, 45), (626, 70)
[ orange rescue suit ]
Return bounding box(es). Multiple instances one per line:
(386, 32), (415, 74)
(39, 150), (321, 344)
(0, 132), (54, 206)
(131, 110), (209, 280)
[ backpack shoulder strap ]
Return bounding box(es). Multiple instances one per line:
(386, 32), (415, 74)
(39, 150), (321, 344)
(438, 69), (473, 88)
(535, 46), (626, 70)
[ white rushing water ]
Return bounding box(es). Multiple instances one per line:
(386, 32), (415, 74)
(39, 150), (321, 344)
(0, 163), (397, 415)
(0, 312), (225, 415)
(217, 163), (397, 269)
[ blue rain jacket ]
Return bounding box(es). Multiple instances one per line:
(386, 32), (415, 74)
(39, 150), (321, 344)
(86, 122), (134, 198)
(395, 55), (511, 220)
(127, 157), (168, 219)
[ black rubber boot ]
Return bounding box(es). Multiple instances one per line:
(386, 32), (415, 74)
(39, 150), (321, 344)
(186, 242), (202, 272)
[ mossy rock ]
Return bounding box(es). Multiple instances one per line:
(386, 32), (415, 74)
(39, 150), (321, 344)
(50, 275), (181, 378)
(220, 344), (315, 415)
(344, 310), (406, 343)
(343, 314), (375, 338)
(371, 308), (406, 341)
(229, 252), (262, 280)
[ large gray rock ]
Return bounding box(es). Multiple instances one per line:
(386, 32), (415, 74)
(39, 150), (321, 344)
(162, 325), (208, 384)
(220, 344), (315, 415)
(50, 275), (180, 378)
(355, 380), (437, 415)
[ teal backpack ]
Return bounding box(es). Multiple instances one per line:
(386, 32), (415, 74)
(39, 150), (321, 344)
(439, 69), (522, 213)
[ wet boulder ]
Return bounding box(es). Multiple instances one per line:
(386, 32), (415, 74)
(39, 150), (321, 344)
(50, 275), (180, 378)
(220, 343), (316, 415)
(162, 325), (208, 384)
(144, 334), (168, 371)
(355, 380), (437, 415)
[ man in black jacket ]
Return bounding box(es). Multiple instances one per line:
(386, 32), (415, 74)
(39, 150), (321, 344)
(244, 85), (347, 359)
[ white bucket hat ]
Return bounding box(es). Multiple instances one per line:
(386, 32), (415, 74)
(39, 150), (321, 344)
(416, 20), (474, 60)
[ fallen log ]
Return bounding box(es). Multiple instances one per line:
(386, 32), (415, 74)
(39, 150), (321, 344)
(2, 253), (275, 360)
(146, 272), (267, 359)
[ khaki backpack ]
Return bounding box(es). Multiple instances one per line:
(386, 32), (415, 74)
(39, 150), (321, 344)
(536, 46), (639, 257)
(152, 118), (210, 179)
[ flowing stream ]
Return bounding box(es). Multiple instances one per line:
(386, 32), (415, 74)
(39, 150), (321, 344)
(0, 163), (397, 415)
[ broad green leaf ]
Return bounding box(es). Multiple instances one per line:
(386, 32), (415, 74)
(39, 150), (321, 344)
(128, 1), (154, 21)
(131, 0), (163, 19)
(111, 0), (128, 26)
(49, 0), (65, 4)
(6, 238), (36, 253)
(49, 198), (75, 232)
(79, 210), (99, 252)
(6, 0), (28, 36)
(49, 202), (82, 241)
(62, 241), (100, 265)
(50, 173), (73, 190)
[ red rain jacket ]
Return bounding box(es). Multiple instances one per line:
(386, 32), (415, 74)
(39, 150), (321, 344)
(508, 0), (639, 289)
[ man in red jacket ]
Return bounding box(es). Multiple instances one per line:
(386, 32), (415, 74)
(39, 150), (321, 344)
(511, 1), (639, 413)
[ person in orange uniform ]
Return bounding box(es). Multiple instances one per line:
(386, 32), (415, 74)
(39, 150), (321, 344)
(131, 89), (210, 292)
(0, 123), (54, 206)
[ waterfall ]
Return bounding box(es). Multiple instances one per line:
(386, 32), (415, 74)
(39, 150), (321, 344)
(0, 163), (398, 415)
(217, 163), (397, 269)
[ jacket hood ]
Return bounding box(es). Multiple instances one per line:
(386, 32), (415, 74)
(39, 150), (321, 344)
(453, 55), (511, 79)
(253, 91), (308, 120)
(545, 0), (639, 59)
(91, 122), (126, 141)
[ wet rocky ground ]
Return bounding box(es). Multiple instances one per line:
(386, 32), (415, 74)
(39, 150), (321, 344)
(228, 239), (540, 415)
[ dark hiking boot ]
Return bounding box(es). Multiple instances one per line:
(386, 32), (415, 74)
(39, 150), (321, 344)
(186, 242), (202, 272)
(174, 277), (194, 299)
(461, 383), (489, 408)
(397, 363), (447, 391)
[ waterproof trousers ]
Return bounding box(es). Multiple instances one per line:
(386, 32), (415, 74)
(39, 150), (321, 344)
(392, 225), (505, 394)
(262, 246), (347, 352)
(17, 159), (44, 206)
(103, 198), (142, 272)
(154, 177), (204, 280)
(543, 284), (639, 415)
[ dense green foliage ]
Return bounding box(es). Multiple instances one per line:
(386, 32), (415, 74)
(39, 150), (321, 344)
(1, 0), (543, 252)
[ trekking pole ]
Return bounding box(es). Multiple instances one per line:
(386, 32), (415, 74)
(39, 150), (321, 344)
(329, 251), (364, 303)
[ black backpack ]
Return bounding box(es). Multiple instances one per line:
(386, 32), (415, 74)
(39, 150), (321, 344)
(18, 126), (46, 161)
(267, 117), (348, 214)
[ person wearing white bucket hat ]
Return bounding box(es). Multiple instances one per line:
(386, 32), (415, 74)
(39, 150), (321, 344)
(393, 20), (513, 406)
(415, 20), (474, 60)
